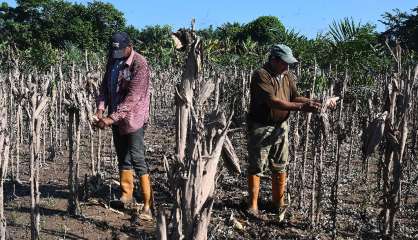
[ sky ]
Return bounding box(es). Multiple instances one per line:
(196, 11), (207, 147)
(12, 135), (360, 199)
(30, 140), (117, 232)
(3, 0), (417, 38)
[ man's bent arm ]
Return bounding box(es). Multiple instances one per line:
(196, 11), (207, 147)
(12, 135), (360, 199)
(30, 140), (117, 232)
(292, 96), (316, 103)
(269, 97), (302, 111)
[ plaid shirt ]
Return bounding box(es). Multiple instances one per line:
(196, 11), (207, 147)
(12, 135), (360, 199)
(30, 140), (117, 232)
(97, 50), (150, 135)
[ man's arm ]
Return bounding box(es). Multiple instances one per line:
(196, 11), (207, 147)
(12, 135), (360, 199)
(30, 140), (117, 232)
(269, 97), (320, 112)
(270, 97), (303, 111)
(293, 96), (338, 109)
(292, 96), (315, 103)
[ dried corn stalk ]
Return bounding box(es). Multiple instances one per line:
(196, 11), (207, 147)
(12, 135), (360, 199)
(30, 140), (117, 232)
(0, 102), (10, 240)
(160, 28), (238, 240)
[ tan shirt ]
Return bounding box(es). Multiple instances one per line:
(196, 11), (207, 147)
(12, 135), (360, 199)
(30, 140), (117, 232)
(248, 63), (299, 125)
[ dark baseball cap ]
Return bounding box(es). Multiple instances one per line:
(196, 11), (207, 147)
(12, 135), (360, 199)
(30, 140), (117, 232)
(111, 32), (131, 59)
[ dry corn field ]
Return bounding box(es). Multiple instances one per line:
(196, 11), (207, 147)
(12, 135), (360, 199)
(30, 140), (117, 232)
(0, 31), (418, 240)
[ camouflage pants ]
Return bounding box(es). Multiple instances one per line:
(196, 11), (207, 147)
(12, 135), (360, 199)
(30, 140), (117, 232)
(247, 121), (289, 176)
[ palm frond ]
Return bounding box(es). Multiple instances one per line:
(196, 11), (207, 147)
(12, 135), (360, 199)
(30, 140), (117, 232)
(328, 17), (361, 44)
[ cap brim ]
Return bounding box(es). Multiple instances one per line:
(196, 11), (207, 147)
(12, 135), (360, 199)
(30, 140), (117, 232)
(281, 55), (298, 64)
(112, 49), (124, 59)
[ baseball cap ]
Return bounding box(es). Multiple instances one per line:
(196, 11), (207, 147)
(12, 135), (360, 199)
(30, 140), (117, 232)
(111, 32), (131, 59)
(270, 44), (298, 64)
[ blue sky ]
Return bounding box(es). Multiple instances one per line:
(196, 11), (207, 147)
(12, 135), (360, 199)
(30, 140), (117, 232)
(3, 0), (417, 38)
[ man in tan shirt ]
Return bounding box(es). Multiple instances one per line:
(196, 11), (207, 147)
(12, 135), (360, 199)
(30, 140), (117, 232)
(247, 44), (335, 220)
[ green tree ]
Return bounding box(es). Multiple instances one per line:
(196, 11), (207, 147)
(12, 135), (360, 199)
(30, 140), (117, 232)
(0, 0), (129, 69)
(40, 1), (93, 49)
(0, 0), (48, 48)
(381, 7), (418, 52)
(215, 22), (245, 42)
(197, 25), (216, 40)
(243, 16), (286, 45)
(325, 18), (387, 85)
(0, 0), (126, 50)
(124, 25), (142, 47)
(86, 1), (126, 49)
(137, 25), (174, 67)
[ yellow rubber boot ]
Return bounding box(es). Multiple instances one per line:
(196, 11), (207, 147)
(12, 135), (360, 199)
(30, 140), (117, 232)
(248, 175), (260, 211)
(119, 170), (134, 203)
(272, 172), (287, 209)
(247, 175), (268, 220)
(139, 174), (153, 220)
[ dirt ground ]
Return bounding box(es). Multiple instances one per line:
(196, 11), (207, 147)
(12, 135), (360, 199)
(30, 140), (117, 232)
(4, 116), (418, 240)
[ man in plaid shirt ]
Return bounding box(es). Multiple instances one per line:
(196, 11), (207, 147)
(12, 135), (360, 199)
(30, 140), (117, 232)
(95, 32), (152, 220)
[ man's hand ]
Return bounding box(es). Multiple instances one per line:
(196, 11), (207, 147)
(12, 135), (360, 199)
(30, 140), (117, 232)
(300, 101), (321, 113)
(93, 110), (104, 124)
(92, 110), (104, 128)
(324, 97), (339, 110)
(95, 110), (104, 121)
(97, 117), (114, 129)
